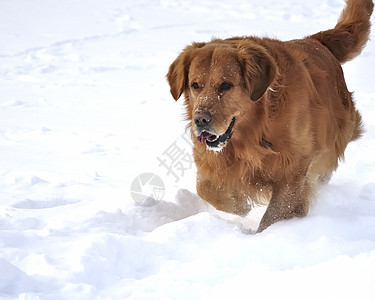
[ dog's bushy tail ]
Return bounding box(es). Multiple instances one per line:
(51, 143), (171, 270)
(311, 0), (374, 63)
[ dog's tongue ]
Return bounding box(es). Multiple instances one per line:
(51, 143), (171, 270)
(197, 132), (217, 144)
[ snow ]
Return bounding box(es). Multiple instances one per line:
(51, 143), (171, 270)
(0, 0), (374, 299)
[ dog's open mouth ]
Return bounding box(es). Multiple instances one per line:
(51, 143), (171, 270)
(197, 118), (236, 149)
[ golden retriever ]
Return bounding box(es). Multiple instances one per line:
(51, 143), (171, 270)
(167, 0), (373, 232)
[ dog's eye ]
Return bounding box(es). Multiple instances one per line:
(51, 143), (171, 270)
(219, 82), (233, 93)
(191, 82), (200, 90)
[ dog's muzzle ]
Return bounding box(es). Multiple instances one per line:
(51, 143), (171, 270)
(196, 117), (236, 150)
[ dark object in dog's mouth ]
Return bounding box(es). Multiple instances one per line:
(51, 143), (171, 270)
(197, 118), (236, 149)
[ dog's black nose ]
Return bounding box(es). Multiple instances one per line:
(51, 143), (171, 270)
(194, 110), (212, 127)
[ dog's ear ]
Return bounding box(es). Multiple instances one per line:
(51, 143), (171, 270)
(167, 43), (205, 101)
(238, 45), (277, 101)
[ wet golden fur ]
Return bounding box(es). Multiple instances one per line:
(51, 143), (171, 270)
(167, 0), (373, 232)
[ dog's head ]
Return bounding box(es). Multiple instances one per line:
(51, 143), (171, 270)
(167, 40), (277, 151)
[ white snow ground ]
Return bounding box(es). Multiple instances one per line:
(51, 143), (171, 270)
(0, 0), (375, 299)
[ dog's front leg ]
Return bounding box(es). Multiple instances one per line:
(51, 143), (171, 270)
(196, 176), (252, 216)
(257, 176), (311, 232)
